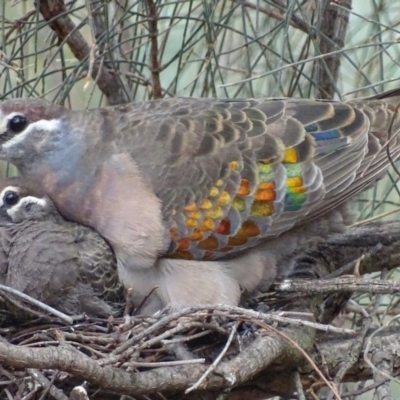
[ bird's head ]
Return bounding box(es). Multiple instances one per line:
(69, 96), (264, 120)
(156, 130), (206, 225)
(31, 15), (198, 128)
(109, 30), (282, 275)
(0, 98), (67, 170)
(0, 177), (62, 224)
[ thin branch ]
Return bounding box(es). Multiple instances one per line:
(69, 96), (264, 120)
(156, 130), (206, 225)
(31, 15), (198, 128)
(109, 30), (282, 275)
(275, 277), (400, 296)
(27, 369), (67, 400)
(36, 0), (129, 105)
(231, 0), (311, 34)
(3, 9), (36, 41)
(186, 322), (239, 394)
(145, 0), (162, 98)
(315, 0), (352, 99)
(125, 359), (205, 368)
(0, 284), (74, 325)
(327, 317), (373, 400)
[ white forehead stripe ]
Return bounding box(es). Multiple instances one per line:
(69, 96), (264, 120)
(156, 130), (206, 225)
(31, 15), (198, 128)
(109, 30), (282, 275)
(6, 196), (48, 219)
(2, 119), (61, 149)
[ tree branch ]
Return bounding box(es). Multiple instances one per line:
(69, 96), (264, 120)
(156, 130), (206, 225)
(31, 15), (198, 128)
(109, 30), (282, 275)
(36, 0), (129, 105)
(145, 0), (163, 99)
(315, 0), (352, 98)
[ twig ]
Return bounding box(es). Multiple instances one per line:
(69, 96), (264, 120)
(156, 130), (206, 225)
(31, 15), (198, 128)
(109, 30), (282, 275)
(145, 0), (162, 98)
(275, 277), (400, 296)
(124, 359), (205, 368)
(185, 322), (239, 394)
(123, 288), (135, 316)
(0, 284), (73, 325)
(231, 0), (311, 34)
(211, 305), (355, 334)
(372, 354), (393, 399)
(36, 0), (129, 105)
(340, 381), (391, 398)
(256, 321), (342, 400)
(27, 369), (67, 400)
(162, 328), (216, 344)
(315, 0), (351, 99)
(134, 286), (159, 315)
(364, 315), (400, 385)
(326, 316), (373, 400)
(4, 9), (36, 41)
(294, 369), (306, 400)
(351, 207), (400, 227)
(108, 304), (353, 368)
(324, 245), (382, 279)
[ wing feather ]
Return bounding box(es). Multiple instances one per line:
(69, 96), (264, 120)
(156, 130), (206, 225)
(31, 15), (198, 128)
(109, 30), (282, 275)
(107, 94), (400, 260)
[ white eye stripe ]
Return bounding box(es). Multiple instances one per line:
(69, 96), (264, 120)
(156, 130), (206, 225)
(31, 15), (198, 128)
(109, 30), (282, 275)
(18, 196), (47, 208)
(2, 119), (60, 149)
(6, 196), (48, 219)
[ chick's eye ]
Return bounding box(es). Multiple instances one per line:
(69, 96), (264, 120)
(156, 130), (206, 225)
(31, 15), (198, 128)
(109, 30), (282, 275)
(4, 191), (19, 206)
(8, 115), (28, 133)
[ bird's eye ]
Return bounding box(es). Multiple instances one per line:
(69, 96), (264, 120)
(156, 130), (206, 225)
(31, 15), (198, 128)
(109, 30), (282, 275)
(4, 191), (20, 206)
(8, 115), (28, 133)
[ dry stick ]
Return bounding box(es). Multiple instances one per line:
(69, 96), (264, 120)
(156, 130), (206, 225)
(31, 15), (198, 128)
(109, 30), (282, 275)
(37, 0), (128, 105)
(315, 0), (351, 99)
(134, 286), (159, 315)
(28, 369), (68, 400)
(0, 336), (254, 396)
(124, 359), (205, 368)
(275, 277), (400, 296)
(326, 316), (373, 400)
(0, 284), (73, 325)
(145, 0), (162, 98)
(211, 305), (355, 334)
(4, 9), (36, 41)
(324, 246), (382, 279)
(294, 369), (306, 400)
(185, 322), (239, 394)
(231, 0), (311, 34)
(112, 302), (353, 368)
(340, 381), (391, 399)
(162, 328), (216, 344)
(372, 353), (393, 400)
(364, 314), (400, 386)
(84, 0), (107, 94)
(123, 288), (135, 316)
(255, 321), (342, 400)
(136, 320), (205, 351)
(0, 291), (54, 321)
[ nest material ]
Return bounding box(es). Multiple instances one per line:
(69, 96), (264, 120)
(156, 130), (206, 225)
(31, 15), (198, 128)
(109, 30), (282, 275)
(0, 281), (350, 400)
(1, 220), (400, 399)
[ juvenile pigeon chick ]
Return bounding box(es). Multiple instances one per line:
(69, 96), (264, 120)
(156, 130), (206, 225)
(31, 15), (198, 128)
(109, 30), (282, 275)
(0, 90), (399, 313)
(0, 177), (123, 317)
